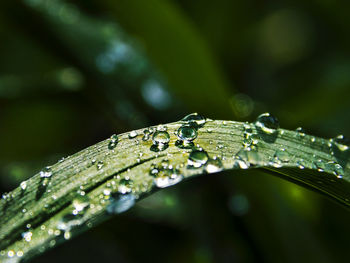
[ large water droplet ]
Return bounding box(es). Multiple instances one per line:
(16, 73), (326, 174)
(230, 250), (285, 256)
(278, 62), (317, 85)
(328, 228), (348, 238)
(188, 149), (209, 168)
(107, 194), (136, 214)
(20, 181), (27, 190)
(181, 113), (206, 128)
(255, 113), (279, 134)
(177, 125), (197, 142)
(151, 131), (170, 152)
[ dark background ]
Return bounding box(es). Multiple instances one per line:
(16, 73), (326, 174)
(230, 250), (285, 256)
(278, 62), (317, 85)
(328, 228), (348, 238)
(1, 0), (350, 262)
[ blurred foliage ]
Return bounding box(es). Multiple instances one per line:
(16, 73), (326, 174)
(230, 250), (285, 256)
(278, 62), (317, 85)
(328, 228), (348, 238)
(1, 0), (350, 262)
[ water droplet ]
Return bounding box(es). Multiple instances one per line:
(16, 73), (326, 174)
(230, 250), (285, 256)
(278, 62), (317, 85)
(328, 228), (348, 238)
(108, 134), (118, 150)
(142, 128), (153, 141)
(153, 168), (183, 188)
(40, 166), (52, 178)
(295, 127), (306, 138)
(72, 195), (90, 215)
(325, 161), (344, 178)
(177, 125), (198, 143)
(330, 135), (350, 151)
(118, 178), (133, 194)
(22, 231), (32, 242)
(274, 149), (290, 164)
(181, 113), (206, 128)
(151, 131), (170, 152)
(188, 149), (209, 168)
(205, 157), (223, 173)
(235, 148), (260, 166)
(96, 161), (104, 170)
(312, 159), (325, 172)
(107, 194), (136, 214)
(20, 181), (27, 190)
(128, 131), (138, 139)
(255, 113), (279, 134)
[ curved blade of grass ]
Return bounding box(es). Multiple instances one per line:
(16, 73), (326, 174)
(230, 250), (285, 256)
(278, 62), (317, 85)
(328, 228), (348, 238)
(0, 115), (349, 262)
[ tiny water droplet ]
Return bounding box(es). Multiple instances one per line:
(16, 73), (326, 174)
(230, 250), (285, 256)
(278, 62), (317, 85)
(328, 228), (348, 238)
(118, 178), (133, 194)
(295, 127), (306, 138)
(108, 134), (118, 150)
(72, 195), (90, 214)
(312, 159), (325, 172)
(40, 166), (52, 178)
(255, 113), (279, 134)
(96, 161), (104, 170)
(128, 131), (138, 139)
(331, 135), (350, 151)
(188, 149), (209, 168)
(22, 231), (32, 242)
(20, 181), (27, 190)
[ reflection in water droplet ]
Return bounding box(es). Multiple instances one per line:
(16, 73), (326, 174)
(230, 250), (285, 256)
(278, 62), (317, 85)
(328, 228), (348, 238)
(151, 131), (170, 152)
(188, 149), (209, 168)
(96, 161), (104, 170)
(107, 194), (136, 214)
(181, 113), (206, 128)
(255, 113), (279, 134)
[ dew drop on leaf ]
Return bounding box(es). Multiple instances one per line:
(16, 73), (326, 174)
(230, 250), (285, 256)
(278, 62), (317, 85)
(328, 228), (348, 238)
(330, 135), (350, 152)
(181, 113), (206, 128)
(108, 134), (118, 150)
(177, 125), (198, 142)
(40, 166), (52, 178)
(255, 112), (280, 134)
(107, 194), (136, 214)
(188, 149), (209, 168)
(205, 157), (223, 173)
(151, 131), (170, 152)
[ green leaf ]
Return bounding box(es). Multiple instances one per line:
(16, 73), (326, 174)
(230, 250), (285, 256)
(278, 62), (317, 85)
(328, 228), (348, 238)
(0, 114), (349, 262)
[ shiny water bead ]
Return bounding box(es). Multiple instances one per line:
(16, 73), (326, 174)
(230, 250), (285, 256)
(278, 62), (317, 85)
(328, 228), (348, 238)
(142, 128), (153, 141)
(181, 113), (206, 128)
(331, 135), (350, 151)
(151, 130), (170, 151)
(325, 161), (344, 178)
(153, 168), (183, 188)
(312, 159), (325, 172)
(118, 178), (133, 194)
(72, 195), (90, 214)
(255, 113), (280, 134)
(40, 166), (52, 178)
(20, 181), (27, 190)
(188, 149), (209, 168)
(295, 127), (306, 138)
(235, 148), (260, 166)
(108, 134), (118, 150)
(107, 194), (136, 214)
(177, 125), (198, 142)
(205, 157), (223, 173)
(96, 161), (104, 170)
(128, 131), (138, 139)
(274, 148), (290, 163)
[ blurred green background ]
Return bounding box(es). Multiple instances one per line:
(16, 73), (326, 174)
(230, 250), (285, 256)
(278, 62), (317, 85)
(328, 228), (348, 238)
(1, 0), (350, 262)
